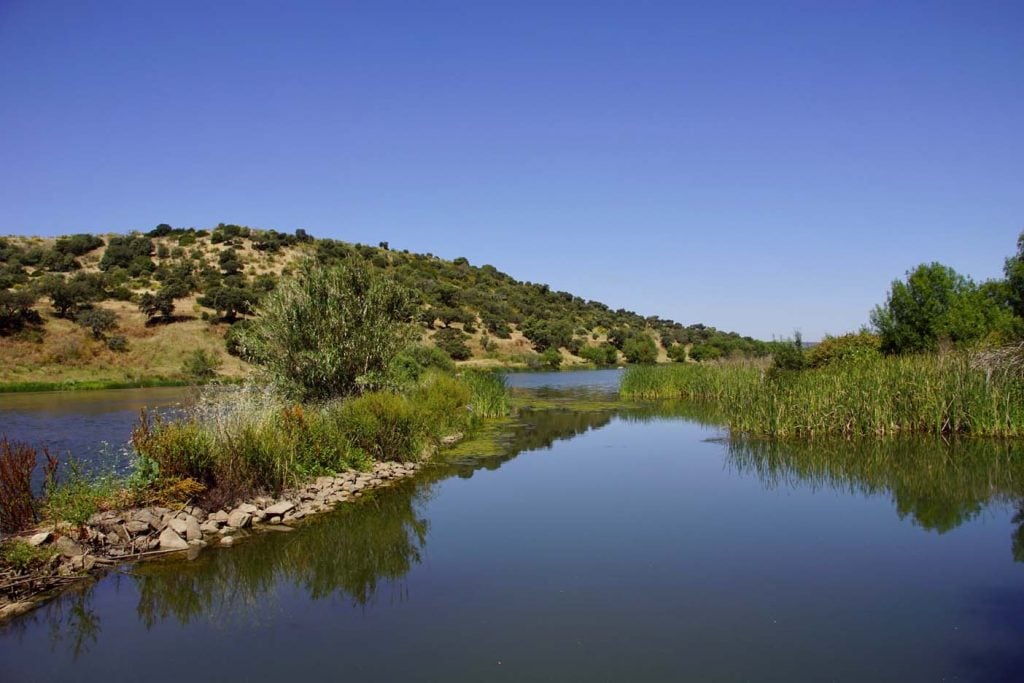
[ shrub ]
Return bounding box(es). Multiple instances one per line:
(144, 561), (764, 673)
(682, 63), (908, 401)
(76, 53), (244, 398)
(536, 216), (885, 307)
(238, 261), (415, 401)
(1, 539), (57, 571)
(540, 347), (562, 369)
(623, 336), (658, 364)
(806, 331), (881, 368)
(45, 460), (119, 526)
(0, 437), (54, 533)
(338, 392), (424, 462)
(106, 334), (128, 352)
(184, 349), (222, 381)
(411, 371), (472, 437)
(0, 289), (41, 334)
(434, 327), (472, 360)
(74, 307), (118, 339)
(461, 370), (510, 419)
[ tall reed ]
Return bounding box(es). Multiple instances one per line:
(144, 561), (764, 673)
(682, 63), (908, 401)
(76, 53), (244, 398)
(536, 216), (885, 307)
(621, 355), (1024, 438)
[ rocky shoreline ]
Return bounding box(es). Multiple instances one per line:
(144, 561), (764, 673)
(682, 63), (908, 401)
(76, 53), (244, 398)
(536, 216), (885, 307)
(0, 460), (422, 623)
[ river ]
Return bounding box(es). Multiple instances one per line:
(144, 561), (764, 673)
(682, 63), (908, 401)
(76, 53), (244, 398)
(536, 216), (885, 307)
(1, 370), (1022, 681)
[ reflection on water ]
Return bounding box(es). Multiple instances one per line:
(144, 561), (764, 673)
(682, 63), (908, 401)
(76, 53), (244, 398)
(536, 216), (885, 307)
(726, 437), (1024, 538)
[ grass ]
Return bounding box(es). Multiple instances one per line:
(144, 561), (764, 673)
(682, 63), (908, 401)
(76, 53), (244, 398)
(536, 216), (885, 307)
(1, 538), (57, 571)
(131, 370), (513, 508)
(621, 354), (1024, 438)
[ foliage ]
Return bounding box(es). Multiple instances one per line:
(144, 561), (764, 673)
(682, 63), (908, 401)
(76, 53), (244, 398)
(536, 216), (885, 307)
(54, 233), (104, 257)
(0, 437), (55, 533)
(770, 333), (806, 372)
(238, 261), (415, 401)
(74, 308), (118, 340)
(621, 354), (1024, 438)
(45, 460), (119, 526)
(871, 262), (1017, 354)
(0, 289), (41, 334)
(433, 327), (472, 361)
(666, 344), (688, 362)
(198, 286), (255, 321)
(540, 347), (562, 369)
(805, 330), (881, 368)
(579, 342), (619, 366)
(622, 335), (658, 364)
(183, 349), (222, 381)
(99, 234), (154, 272)
(461, 370), (511, 419)
(2, 539), (57, 571)
(45, 276), (102, 318)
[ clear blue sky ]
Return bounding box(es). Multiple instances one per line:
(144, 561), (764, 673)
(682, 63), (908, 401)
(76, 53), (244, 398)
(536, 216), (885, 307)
(1, 1), (1021, 340)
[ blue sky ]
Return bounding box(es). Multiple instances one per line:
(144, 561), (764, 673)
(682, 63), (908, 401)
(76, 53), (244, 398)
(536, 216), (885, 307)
(1, 1), (1021, 340)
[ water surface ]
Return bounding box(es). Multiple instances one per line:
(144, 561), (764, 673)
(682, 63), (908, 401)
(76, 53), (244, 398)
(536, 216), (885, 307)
(2, 375), (1023, 682)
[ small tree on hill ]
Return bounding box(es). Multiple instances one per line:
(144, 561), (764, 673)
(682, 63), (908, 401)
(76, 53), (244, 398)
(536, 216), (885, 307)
(237, 261), (415, 401)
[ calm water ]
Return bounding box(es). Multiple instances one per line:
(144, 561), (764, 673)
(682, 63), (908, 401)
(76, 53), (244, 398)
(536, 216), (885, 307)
(2, 373), (1024, 682)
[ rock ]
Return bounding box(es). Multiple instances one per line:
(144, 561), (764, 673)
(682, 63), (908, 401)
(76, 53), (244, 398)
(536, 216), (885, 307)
(158, 527), (189, 551)
(262, 525), (294, 532)
(200, 520), (222, 534)
(168, 518), (189, 536)
(264, 501), (295, 516)
(54, 536), (85, 559)
(237, 503), (259, 514)
(211, 510), (230, 523)
(0, 602), (36, 621)
(184, 517), (203, 542)
(267, 515), (282, 525)
(132, 508), (162, 530)
(220, 536), (235, 546)
(226, 510), (252, 529)
(125, 520), (150, 535)
(27, 531), (51, 547)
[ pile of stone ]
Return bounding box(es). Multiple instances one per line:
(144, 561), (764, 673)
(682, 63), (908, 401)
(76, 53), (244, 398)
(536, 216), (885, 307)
(1, 461), (422, 622)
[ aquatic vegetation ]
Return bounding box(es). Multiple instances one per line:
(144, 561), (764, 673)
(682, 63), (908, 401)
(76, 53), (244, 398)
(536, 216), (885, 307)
(621, 353), (1024, 438)
(0, 437), (55, 533)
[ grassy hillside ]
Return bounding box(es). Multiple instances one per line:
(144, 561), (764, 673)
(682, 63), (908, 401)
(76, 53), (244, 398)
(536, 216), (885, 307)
(0, 224), (769, 388)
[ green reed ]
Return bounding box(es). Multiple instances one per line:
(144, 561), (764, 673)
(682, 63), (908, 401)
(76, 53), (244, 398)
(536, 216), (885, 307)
(621, 355), (1024, 438)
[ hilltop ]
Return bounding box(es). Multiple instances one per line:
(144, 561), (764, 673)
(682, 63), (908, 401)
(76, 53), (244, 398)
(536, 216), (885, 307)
(0, 224), (769, 389)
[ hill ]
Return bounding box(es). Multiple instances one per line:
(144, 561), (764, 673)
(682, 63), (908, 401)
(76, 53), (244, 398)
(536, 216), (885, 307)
(0, 224), (770, 389)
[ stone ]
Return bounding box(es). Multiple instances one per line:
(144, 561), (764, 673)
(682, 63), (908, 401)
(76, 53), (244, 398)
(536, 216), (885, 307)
(184, 517), (203, 542)
(264, 501), (295, 516)
(220, 536), (235, 546)
(168, 518), (189, 536)
(227, 510), (252, 529)
(158, 527), (189, 550)
(125, 520), (150, 535)
(54, 536), (85, 559)
(262, 525), (294, 532)
(267, 515), (282, 525)
(200, 520), (222, 534)
(0, 602), (36, 621)
(237, 503), (259, 514)
(211, 510), (230, 523)
(27, 531), (51, 547)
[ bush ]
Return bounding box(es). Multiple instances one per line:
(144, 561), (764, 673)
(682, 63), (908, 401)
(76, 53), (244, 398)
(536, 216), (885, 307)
(338, 392), (424, 462)
(540, 347), (562, 369)
(184, 349), (222, 381)
(238, 261), (415, 401)
(411, 371), (472, 437)
(623, 336), (658, 364)
(106, 334), (129, 352)
(74, 307), (118, 339)
(0, 437), (53, 533)
(1, 539), (57, 571)
(434, 327), (472, 360)
(806, 331), (881, 368)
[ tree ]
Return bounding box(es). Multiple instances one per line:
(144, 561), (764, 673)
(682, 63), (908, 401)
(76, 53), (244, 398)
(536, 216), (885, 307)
(870, 262), (1014, 354)
(434, 327), (472, 361)
(198, 286), (255, 322)
(1004, 230), (1024, 320)
(540, 347), (562, 369)
(237, 261), (415, 401)
(0, 290), (40, 334)
(75, 308), (118, 340)
(622, 335), (658, 364)
(46, 278), (98, 318)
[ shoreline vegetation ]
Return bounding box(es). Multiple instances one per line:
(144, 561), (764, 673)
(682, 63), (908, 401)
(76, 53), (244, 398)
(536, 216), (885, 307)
(1, 261), (513, 621)
(621, 352), (1024, 438)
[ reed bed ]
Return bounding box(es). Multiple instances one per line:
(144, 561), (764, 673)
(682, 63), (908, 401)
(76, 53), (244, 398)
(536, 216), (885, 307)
(621, 355), (1024, 438)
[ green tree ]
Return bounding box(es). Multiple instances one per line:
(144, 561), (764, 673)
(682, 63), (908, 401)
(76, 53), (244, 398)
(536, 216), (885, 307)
(74, 308), (117, 339)
(238, 261), (415, 401)
(622, 335), (658, 364)
(871, 262), (1014, 354)
(198, 286), (255, 322)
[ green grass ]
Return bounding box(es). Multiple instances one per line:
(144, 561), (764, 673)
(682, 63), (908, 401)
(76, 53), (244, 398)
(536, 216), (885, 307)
(621, 355), (1024, 438)
(1, 538), (58, 571)
(0, 377), (194, 393)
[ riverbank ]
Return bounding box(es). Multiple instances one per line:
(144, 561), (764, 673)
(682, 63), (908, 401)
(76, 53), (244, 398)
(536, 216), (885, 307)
(0, 459), (425, 622)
